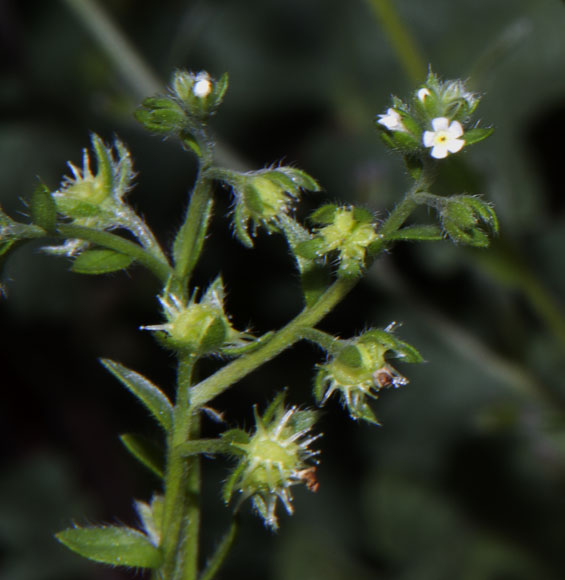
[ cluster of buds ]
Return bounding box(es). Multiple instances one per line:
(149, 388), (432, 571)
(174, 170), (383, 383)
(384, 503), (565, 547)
(314, 325), (423, 424)
(376, 72), (492, 161)
(296, 204), (380, 278)
(222, 393), (321, 530)
(214, 166), (320, 248)
(135, 70), (228, 155)
(45, 134), (135, 256)
(141, 277), (251, 355)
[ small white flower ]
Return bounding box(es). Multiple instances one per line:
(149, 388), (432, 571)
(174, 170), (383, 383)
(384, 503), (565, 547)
(377, 108), (407, 132)
(423, 117), (465, 159)
(192, 72), (212, 98)
(417, 88), (431, 102)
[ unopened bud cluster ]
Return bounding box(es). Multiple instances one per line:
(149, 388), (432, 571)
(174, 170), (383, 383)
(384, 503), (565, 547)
(376, 71), (492, 160)
(296, 205), (380, 278)
(314, 326), (423, 424)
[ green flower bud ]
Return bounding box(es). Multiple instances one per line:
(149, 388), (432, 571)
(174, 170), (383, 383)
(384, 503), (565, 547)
(171, 70), (228, 120)
(141, 277), (250, 355)
(223, 394), (321, 530)
(314, 324), (423, 424)
(307, 205), (379, 277)
(415, 71), (479, 123)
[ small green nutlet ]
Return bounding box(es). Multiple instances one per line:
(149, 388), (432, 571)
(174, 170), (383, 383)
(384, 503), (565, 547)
(223, 395), (321, 530)
(141, 277), (251, 355)
(314, 324), (423, 425)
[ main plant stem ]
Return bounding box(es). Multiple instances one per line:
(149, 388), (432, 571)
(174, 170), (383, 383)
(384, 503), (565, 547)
(160, 355), (201, 580)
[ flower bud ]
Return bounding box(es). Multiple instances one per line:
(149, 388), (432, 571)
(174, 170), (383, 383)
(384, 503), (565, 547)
(170, 70), (228, 120)
(301, 205), (379, 278)
(223, 393), (321, 530)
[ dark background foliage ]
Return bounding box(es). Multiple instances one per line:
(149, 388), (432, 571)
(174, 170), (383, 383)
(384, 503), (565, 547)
(2, 0), (565, 579)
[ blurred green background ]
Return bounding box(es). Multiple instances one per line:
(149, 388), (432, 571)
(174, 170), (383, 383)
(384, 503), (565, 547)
(2, 0), (565, 579)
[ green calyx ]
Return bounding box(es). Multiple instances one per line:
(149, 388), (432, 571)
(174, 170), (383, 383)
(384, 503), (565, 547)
(223, 394), (320, 530)
(53, 134), (134, 220)
(213, 166), (320, 248)
(142, 277), (250, 355)
(314, 326), (423, 424)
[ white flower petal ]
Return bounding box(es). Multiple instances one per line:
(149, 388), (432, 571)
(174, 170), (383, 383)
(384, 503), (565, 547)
(447, 120), (464, 138)
(377, 108), (406, 132)
(446, 138), (465, 154)
(422, 130), (435, 147)
(430, 145), (449, 159)
(431, 117), (449, 131)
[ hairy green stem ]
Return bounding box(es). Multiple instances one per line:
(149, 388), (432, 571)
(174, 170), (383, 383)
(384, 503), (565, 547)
(56, 224), (173, 282)
(298, 327), (342, 353)
(161, 355), (198, 580)
(179, 418), (201, 580)
(191, 276), (358, 407)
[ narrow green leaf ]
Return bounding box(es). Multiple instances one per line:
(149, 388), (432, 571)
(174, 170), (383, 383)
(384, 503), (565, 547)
(177, 438), (245, 458)
(463, 127), (494, 146)
(387, 225), (444, 242)
(465, 197), (499, 233)
(72, 249), (134, 275)
(101, 359), (173, 432)
(309, 204), (337, 225)
(295, 239), (323, 260)
(362, 330), (424, 363)
(172, 181), (214, 282)
(313, 369), (326, 404)
(56, 525), (162, 568)
(212, 72), (229, 107)
(353, 401), (381, 425)
(30, 182), (57, 232)
(120, 433), (164, 478)
(232, 202), (254, 248)
(222, 462), (245, 504)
